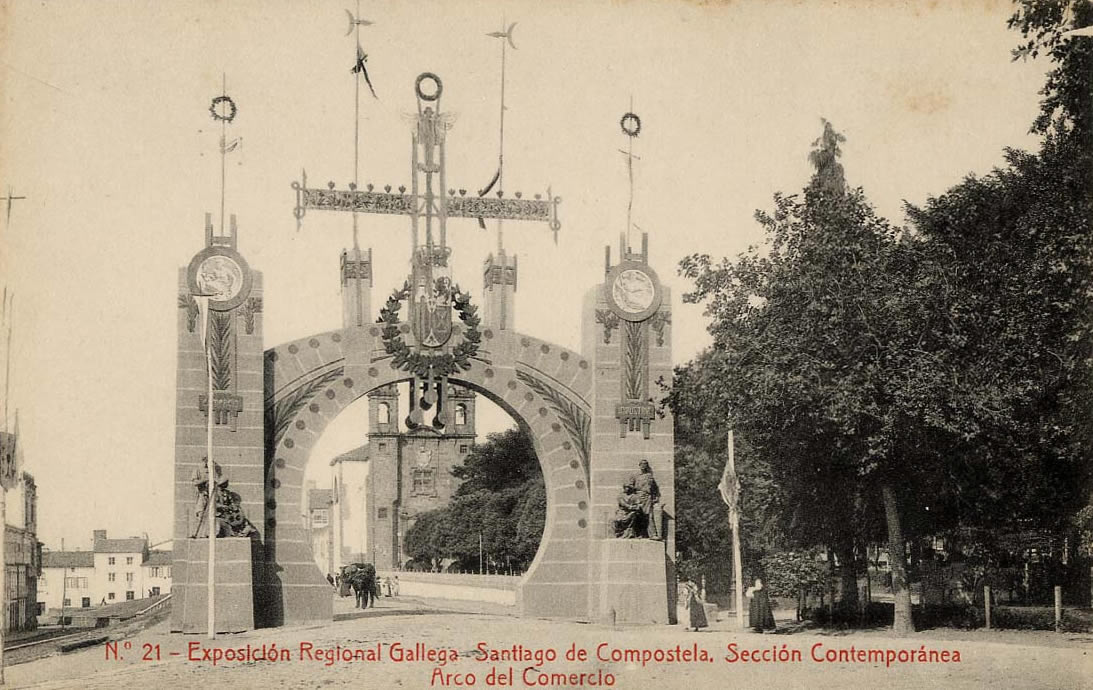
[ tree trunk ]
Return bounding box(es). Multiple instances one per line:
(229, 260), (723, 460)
(826, 546), (837, 616)
(836, 537), (859, 617)
(881, 482), (915, 634)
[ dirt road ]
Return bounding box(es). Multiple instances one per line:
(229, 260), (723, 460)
(7, 596), (1090, 689)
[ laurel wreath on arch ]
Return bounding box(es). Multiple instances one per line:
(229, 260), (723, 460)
(378, 280), (482, 379)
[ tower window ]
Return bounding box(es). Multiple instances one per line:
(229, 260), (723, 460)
(412, 469), (436, 495)
(377, 508), (388, 519)
(455, 404), (467, 426)
(378, 402), (390, 425)
(459, 445), (469, 454)
(378, 443), (387, 452)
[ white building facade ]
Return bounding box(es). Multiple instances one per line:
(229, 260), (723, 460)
(37, 530), (171, 616)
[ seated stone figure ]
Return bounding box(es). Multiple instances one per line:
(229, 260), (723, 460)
(613, 484), (645, 538)
(614, 459), (661, 539)
(190, 460), (258, 539)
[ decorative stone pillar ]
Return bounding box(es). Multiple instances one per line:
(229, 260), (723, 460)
(482, 249), (517, 331)
(583, 232), (675, 624)
(172, 217), (265, 631)
(341, 247), (373, 328)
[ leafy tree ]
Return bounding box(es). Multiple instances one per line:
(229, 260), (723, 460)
(451, 428), (539, 494)
(904, 140), (1092, 538)
(1009, 0), (1093, 136)
(670, 2), (1093, 633)
(678, 119), (964, 633)
(897, 1), (1093, 568)
(759, 549), (830, 620)
(403, 428), (545, 572)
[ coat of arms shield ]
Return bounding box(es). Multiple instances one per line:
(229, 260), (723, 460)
(412, 275), (453, 348)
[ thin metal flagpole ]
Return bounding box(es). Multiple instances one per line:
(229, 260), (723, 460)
(202, 301), (216, 639)
(730, 430), (744, 630)
(207, 342), (215, 637)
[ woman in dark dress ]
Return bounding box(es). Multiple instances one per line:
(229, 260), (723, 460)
(683, 580), (709, 631)
(747, 577), (776, 632)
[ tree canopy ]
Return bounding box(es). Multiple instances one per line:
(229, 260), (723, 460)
(404, 428), (545, 573)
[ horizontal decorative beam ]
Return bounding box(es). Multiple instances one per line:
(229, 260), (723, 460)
(292, 171), (561, 240)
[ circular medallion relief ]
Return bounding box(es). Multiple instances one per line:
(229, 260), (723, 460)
(612, 269), (656, 314)
(196, 255), (245, 303)
(605, 261), (662, 322)
(187, 246), (253, 311)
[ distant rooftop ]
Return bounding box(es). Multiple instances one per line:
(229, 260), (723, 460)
(144, 550), (172, 566)
(330, 444), (370, 466)
(42, 551), (95, 568)
(94, 537), (147, 554)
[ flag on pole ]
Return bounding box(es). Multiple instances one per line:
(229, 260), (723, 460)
(194, 295), (211, 350)
(718, 431), (741, 523)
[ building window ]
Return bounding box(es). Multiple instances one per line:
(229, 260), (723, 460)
(63, 598), (71, 607)
(65, 577), (88, 589)
(126, 572), (134, 583)
(378, 443), (387, 452)
(81, 597), (90, 608)
(108, 573), (115, 582)
(126, 591), (134, 601)
(151, 587), (160, 596)
(455, 404), (467, 426)
(412, 469), (435, 495)
(377, 402), (390, 424)
(459, 444), (469, 454)
(126, 557), (133, 565)
(377, 508), (388, 519)
(312, 509), (329, 528)
(108, 557), (115, 565)
(36, 602), (44, 615)
(108, 592), (115, 601)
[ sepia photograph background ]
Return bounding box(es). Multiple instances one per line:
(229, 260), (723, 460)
(0, 0), (1050, 562)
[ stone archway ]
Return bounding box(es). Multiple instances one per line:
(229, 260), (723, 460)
(173, 232), (674, 632)
(261, 324), (596, 625)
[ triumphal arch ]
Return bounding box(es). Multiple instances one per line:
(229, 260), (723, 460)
(170, 73), (675, 631)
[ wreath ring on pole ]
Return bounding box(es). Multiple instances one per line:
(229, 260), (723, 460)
(620, 112), (641, 137)
(210, 95), (237, 123)
(415, 72), (443, 102)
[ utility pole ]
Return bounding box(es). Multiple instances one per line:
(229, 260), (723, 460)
(60, 539), (66, 633)
(718, 429), (744, 629)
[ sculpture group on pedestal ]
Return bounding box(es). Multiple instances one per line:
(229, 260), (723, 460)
(190, 460), (258, 539)
(613, 459), (661, 539)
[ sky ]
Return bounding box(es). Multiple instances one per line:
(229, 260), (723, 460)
(0, 0), (1049, 550)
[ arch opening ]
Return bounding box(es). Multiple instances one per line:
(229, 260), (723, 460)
(263, 327), (596, 623)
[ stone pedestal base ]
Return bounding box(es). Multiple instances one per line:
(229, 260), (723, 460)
(171, 538), (255, 633)
(598, 538), (669, 625)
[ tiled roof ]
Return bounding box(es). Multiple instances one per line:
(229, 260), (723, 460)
(330, 444), (369, 466)
(94, 537), (147, 554)
(144, 550), (172, 566)
(42, 551), (95, 568)
(308, 489), (332, 510)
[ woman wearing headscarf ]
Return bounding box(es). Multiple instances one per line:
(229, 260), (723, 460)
(746, 577), (776, 632)
(682, 580), (709, 632)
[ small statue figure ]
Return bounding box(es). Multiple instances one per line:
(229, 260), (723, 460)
(190, 460), (258, 539)
(613, 459), (661, 539)
(613, 484), (643, 538)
